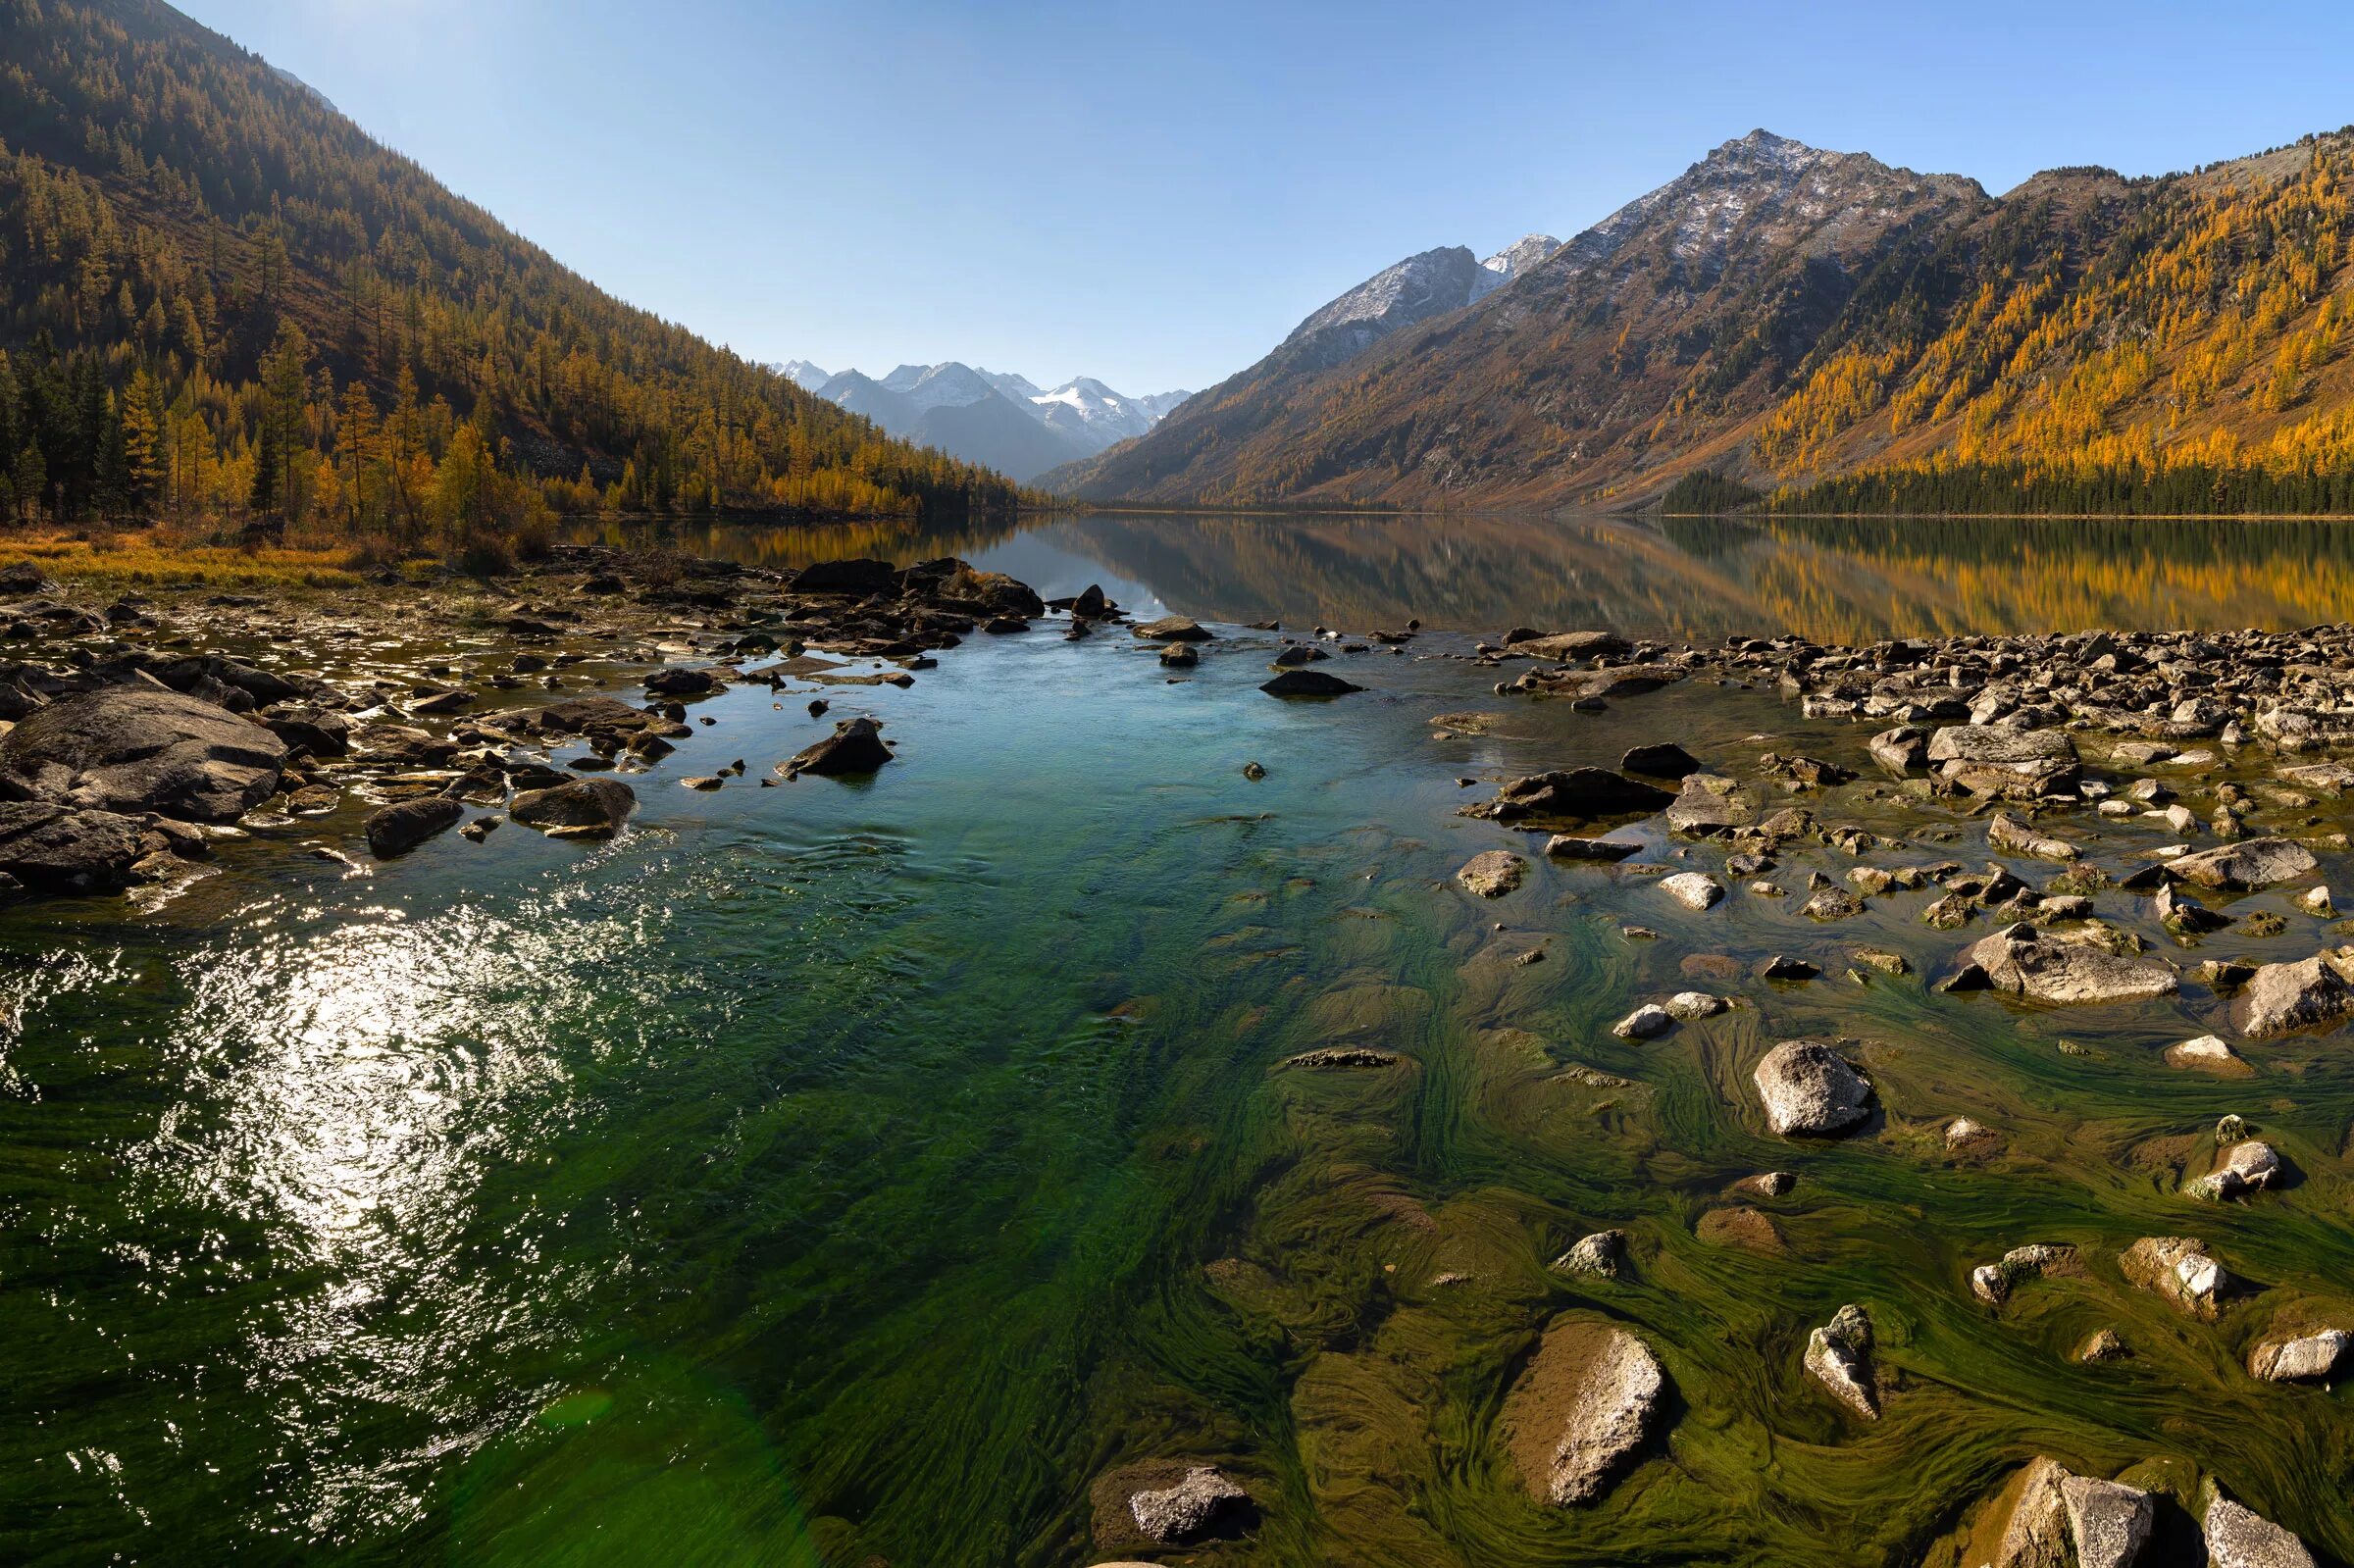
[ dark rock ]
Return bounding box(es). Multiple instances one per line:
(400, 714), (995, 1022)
(0, 685), (286, 823)
(786, 715), (894, 776)
(509, 778), (638, 833)
(363, 797), (464, 857)
(0, 800), (154, 891)
(1259, 669), (1362, 697)
(1621, 742), (1700, 778)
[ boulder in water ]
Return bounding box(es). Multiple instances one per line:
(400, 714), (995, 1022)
(0, 800), (157, 892)
(1258, 669), (1362, 697)
(2166, 836), (2319, 891)
(0, 685), (286, 823)
(2230, 954), (2354, 1037)
(786, 715), (894, 776)
(2201, 1489), (2317, 1568)
(364, 797), (464, 858)
(1804, 1303), (1878, 1419)
(2248, 1329), (2350, 1383)
(510, 778), (638, 833)
(1457, 849), (1525, 897)
(1128, 1466), (1248, 1544)
(1956, 924), (2176, 1005)
(1502, 1319), (1666, 1504)
(1754, 1039), (1872, 1137)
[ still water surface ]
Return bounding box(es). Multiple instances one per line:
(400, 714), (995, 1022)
(5, 513), (2354, 1565)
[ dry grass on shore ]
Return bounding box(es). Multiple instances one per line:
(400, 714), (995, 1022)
(0, 527), (369, 589)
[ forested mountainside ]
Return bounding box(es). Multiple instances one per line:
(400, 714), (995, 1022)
(1051, 127), (2354, 516)
(0, 0), (1021, 541)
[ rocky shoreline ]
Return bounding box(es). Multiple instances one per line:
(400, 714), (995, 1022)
(0, 545), (1071, 901)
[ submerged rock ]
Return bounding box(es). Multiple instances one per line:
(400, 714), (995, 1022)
(0, 685), (286, 823)
(1804, 1303), (1878, 1420)
(1128, 1466), (1248, 1543)
(1504, 1320), (1666, 1505)
(1754, 1039), (1873, 1137)
(1969, 1243), (2074, 1305)
(1543, 834), (1643, 861)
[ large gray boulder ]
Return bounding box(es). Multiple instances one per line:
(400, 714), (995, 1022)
(1926, 726), (2078, 798)
(1754, 1039), (1873, 1137)
(2202, 1491), (2316, 1568)
(2166, 837), (2319, 891)
(1952, 925), (2176, 1005)
(0, 800), (157, 892)
(2249, 1329), (2350, 1383)
(1503, 1320), (1665, 1505)
(1994, 1457), (2154, 1568)
(0, 685), (286, 823)
(2231, 955), (2354, 1037)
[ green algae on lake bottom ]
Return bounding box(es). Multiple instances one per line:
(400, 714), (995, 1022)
(0, 625), (2351, 1566)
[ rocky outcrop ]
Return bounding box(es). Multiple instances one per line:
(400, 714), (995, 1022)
(2230, 955), (2354, 1037)
(0, 685), (285, 823)
(1665, 773), (1754, 835)
(1754, 1039), (1873, 1137)
(1503, 1320), (1666, 1504)
(1553, 1230), (1627, 1279)
(1804, 1303), (1878, 1419)
(1969, 1243), (2074, 1305)
(1950, 924), (2177, 1005)
(1259, 669), (1362, 697)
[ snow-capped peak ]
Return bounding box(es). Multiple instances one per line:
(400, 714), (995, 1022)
(775, 359), (832, 391)
(1471, 233), (1562, 300)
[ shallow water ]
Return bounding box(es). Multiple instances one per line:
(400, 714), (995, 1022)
(631, 509), (2354, 639)
(6, 522), (2354, 1565)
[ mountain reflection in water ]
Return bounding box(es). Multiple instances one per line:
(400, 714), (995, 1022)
(598, 511), (2354, 641)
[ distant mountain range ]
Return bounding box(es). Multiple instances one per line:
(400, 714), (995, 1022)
(1044, 126), (2354, 514)
(774, 359), (1190, 483)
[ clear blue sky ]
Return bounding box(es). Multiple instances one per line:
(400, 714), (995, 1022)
(181, 0), (2354, 396)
